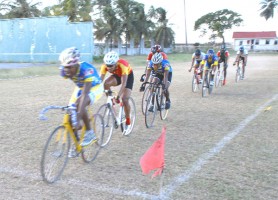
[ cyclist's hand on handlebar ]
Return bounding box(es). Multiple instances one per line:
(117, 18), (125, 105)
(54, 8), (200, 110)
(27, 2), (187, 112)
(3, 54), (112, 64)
(188, 67), (192, 72)
(139, 85), (145, 92)
(115, 95), (120, 104)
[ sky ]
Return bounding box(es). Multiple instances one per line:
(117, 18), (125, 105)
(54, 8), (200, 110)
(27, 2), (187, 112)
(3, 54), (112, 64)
(38, 0), (278, 44)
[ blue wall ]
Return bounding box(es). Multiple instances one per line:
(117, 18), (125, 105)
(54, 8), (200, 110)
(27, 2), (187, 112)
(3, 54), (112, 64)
(0, 16), (93, 63)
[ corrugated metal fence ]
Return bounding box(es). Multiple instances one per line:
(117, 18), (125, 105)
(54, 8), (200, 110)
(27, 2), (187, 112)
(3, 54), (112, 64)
(0, 16), (93, 63)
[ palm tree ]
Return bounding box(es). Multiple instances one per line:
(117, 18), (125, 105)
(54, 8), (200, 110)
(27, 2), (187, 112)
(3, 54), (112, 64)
(259, 0), (277, 20)
(5, 0), (41, 18)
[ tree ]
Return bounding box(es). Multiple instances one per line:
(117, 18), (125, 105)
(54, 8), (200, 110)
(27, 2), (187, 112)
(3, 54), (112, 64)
(4, 0), (41, 18)
(151, 7), (175, 48)
(194, 9), (243, 44)
(259, 0), (277, 20)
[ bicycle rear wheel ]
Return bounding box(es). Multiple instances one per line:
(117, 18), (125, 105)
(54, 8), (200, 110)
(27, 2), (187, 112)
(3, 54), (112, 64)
(145, 93), (157, 128)
(141, 85), (151, 115)
(81, 114), (104, 163)
(97, 104), (114, 147)
(41, 125), (70, 183)
(121, 97), (136, 136)
(202, 74), (208, 97)
(159, 90), (169, 120)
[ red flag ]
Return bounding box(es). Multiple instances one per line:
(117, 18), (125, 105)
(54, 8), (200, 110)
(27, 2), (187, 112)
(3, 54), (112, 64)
(140, 126), (166, 178)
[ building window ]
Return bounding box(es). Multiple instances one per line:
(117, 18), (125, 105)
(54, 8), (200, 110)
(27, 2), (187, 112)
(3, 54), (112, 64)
(239, 41), (243, 45)
(275, 40), (278, 45)
(255, 40), (259, 45)
(265, 39), (270, 45)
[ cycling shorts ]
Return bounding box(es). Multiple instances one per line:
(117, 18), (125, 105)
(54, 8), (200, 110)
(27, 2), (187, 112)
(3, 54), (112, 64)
(112, 71), (134, 90)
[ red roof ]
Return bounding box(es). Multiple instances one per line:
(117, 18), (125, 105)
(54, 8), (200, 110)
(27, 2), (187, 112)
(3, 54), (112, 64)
(233, 31), (277, 39)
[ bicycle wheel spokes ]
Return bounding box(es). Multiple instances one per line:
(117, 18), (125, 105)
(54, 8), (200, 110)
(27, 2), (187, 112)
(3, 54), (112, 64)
(202, 77), (208, 97)
(121, 97), (136, 136)
(41, 126), (70, 183)
(159, 92), (169, 120)
(145, 94), (157, 128)
(97, 104), (114, 147)
(82, 114), (104, 163)
(208, 73), (213, 95)
(235, 67), (240, 82)
(141, 85), (151, 115)
(215, 70), (220, 88)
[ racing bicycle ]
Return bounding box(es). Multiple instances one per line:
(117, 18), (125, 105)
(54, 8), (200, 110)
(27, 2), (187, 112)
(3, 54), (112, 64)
(191, 67), (202, 92)
(39, 105), (104, 183)
(234, 60), (244, 82)
(202, 67), (214, 97)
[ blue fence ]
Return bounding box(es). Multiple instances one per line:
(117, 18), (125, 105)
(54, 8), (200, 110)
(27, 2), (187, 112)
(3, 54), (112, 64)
(0, 16), (93, 63)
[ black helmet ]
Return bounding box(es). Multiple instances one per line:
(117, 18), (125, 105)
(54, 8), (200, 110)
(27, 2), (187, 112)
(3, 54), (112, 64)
(221, 44), (226, 52)
(195, 49), (201, 56)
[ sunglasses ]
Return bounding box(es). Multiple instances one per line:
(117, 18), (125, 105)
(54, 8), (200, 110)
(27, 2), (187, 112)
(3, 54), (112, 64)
(107, 64), (115, 68)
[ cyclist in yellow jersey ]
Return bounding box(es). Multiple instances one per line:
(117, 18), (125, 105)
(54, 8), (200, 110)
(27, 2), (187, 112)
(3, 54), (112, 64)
(100, 51), (134, 127)
(200, 49), (218, 86)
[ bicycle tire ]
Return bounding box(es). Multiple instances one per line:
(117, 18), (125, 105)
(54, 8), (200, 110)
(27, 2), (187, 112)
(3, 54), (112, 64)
(202, 73), (208, 97)
(81, 114), (104, 163)
(215, 70), (220, 88)
(141, 85), (152, 115)
(235, 67), (240, 82)
(97, 104), (114, 147)
(120, 97), (136, 136)
(219, 70), (224, 86)
(208, 72), (213, 94)
(159, 90), (169, 120)
(145, 93), (157, 128)
(41, 125), (70, 183)
(192, 74), (199, 92)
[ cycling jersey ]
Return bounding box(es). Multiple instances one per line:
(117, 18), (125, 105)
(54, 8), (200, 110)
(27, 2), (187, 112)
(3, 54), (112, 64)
(147, 52), (168, 61)
(147, 59), (173, 75)
(217, 50), (229, 61)
(236, 49), (248, 57)
(192, 52), (206, 64)
(60, 61), (102, 88)
(201, 54), (218, 68)
(100, 59), (133, 77)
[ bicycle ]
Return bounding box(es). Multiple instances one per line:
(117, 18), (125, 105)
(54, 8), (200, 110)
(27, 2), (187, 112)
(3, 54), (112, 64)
(191, 67), (202, 92)
(234, 60), (243, 82)
(215, 64), (225, 88)
(202, 67), (214, 97)
(39, 105), (104, 183)
(96, 90), (136, 147)
(143, 81), (169, 128)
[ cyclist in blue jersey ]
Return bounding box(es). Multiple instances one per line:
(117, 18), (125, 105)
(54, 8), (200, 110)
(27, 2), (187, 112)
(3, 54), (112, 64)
(140, 52), (172, 110)
(59, 47), (103, 149)
(200, 49), (218, 86)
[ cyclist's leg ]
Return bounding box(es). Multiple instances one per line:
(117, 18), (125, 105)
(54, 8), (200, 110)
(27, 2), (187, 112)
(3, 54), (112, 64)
(103, 75), (119, 91)
(164, 72), (172, 109)
(122, 72), (134, 125)
(242, 57), (246, 77)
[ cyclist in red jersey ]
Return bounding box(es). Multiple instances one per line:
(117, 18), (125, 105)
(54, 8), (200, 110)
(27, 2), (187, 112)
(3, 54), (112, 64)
(100, 51), (134, 128)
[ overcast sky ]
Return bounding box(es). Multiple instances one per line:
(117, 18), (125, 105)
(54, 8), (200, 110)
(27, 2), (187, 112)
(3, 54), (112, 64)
(38, 0), (278, 44)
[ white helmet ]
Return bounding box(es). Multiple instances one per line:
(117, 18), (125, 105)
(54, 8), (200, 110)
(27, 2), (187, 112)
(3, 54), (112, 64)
(59, 47), (80, 66)
(151, 52), (163, 64)
(103, 51), (119, 65)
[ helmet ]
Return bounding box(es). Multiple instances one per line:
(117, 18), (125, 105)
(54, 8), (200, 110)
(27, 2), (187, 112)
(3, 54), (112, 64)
(221, 44), (226, 52)
(239, 46), (244, 52)
(59, 47), (80, 66)
(151, 52), (163, 64)
(103, 51), (119, 65)
(207, 49), (214, 56)
(195, 49), (201, 56)
(151, 46), (157, 54)
(155, 44), (162, 52)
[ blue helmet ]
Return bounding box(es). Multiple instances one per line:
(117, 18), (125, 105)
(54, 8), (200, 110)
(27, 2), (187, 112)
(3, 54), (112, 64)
(239, 46), (244, 52)
(207, 49), (214, 56)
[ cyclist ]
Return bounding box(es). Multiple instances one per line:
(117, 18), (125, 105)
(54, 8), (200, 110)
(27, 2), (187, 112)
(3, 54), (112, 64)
(140, 52), (172, 110)
(188, 49), (206, 84)
(59, 47), (103, 148)
(200, 49), (218, 86)
(140, 44), (168, 82)
(100, 51), (134, 129)
(233, 46), (248, 79)
(216, 44), (230, 85)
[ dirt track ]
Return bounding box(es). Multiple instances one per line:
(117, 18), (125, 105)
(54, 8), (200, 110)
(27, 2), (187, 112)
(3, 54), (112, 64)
(0, 54), (278, 200)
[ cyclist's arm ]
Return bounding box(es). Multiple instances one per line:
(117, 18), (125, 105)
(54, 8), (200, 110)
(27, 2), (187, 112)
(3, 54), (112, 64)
(189, 57), (195, 71)
(233, 54), (240, 65)
(163, 70), (169, 88)
(144, 68), (152, 83)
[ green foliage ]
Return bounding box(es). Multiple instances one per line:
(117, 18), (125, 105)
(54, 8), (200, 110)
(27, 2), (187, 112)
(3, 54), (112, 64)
(194, 9), (243, 44)
(259, 0), (277, 20)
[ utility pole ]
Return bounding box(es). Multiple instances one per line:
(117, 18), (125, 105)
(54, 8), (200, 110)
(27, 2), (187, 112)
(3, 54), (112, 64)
(183, 0), (188, 45)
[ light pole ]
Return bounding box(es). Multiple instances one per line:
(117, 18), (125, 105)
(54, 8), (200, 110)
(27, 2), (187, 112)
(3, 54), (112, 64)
(183, 0), (188, 45)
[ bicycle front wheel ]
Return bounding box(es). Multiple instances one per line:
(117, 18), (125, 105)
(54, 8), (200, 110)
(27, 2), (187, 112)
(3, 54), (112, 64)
(97, 104), (114, 147)
(120, 97), (136, 136)
(192, 74), (199, 92)
(41, 125), (70, 183)
(202, 74), (208, 97)
(141, 85), (151, 115)
(215, 70), (220, 88)
(81, 114), (104, 163)
(145, 93), (157, 128)
(235, 67), (240, 82)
